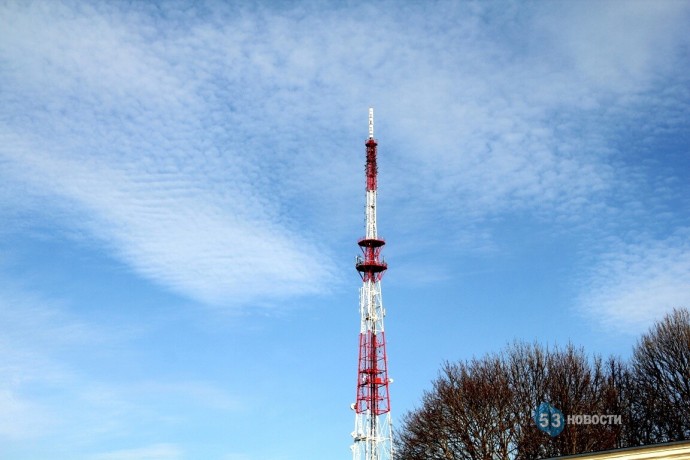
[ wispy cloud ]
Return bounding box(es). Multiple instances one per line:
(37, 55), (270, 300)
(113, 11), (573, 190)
(0, 1), (688, 309)
(90, 444), (183, 460)
(0, 282), (94, 439)
(577, 230), (690, 334)
(221, 454), (252, 460)
(0, 1), (341, 308)
(1, 130), (334, 306)
(0, 387), (55, 440)
(533, 0), (689, 91)
(381, 0), (690, 230)
(0, 278), (242, 448)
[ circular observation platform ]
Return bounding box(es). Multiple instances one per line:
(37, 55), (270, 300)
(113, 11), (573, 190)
(358, 237), (386, 248)
(355, 257), (388, 273)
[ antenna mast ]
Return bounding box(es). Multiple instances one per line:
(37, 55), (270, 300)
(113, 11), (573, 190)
(351, 108), (393, 460)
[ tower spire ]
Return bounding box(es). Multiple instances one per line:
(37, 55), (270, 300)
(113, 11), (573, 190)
(368, 107), (374, 139)
(351, 108), (393, 460)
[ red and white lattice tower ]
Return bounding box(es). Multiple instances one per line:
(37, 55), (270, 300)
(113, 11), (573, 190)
(350, 108), (393, 460)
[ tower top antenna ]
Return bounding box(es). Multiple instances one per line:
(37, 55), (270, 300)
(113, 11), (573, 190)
(368, 107), (374, 139)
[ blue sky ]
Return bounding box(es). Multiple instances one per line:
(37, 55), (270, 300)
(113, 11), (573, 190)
(1, 0), (689, 458)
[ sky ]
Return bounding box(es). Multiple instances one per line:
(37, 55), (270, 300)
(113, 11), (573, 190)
(1, 0), (689, 458)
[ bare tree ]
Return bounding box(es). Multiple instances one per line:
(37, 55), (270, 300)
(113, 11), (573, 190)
(508, 343), (620, 458)
(601, 356), (635, 448)
(396, 357), (516, 460)
(396, 343), (626, 460)
(543, 346), (618, 455)
(629, 307), (690, 443)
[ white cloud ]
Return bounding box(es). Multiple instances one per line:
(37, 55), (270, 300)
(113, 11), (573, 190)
(0, 132), (336, 306)
(221, 454), (252, 460)
(534, 0), (690, 91)
(0, 283), (90, 439)
(123, 380), (242, 412)
(0, 279), (242, 445)
(0, 388), (55, 440)
(361, 2), (688, 240)
(578, 230), (690, 334)
(90, 444), (183, 460)
(0, 0), (688, 304)
(0, 0), (340, 308)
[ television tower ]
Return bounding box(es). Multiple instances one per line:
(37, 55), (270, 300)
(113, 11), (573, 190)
(350, 108), (393, 460)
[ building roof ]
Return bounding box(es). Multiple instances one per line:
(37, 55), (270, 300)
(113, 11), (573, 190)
(544, 441), (690, 460)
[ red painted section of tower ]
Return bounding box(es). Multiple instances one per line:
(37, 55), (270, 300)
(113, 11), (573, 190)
(365, 138), (378, 191)
(355, 331), (391, 415)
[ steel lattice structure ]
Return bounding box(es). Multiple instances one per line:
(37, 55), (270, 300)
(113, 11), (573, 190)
(351, 108), (393, 460)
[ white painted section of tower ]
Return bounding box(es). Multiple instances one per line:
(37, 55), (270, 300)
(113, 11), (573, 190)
(351, 411), (393, 460)
(369, 107), (374, 139)
(366, 107), (377, 240)
(365, 190), (377, 239)
(359, 279), (385, 334)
